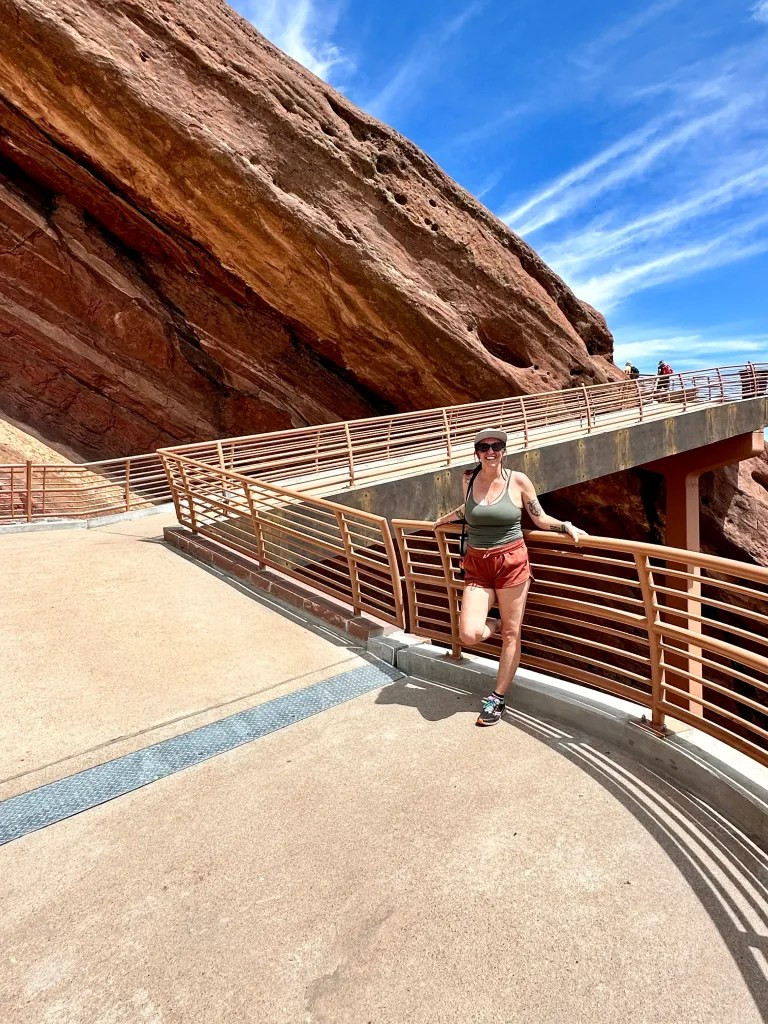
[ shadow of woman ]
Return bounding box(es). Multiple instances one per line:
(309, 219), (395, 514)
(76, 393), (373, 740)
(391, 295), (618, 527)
(374, 674), (480, 723)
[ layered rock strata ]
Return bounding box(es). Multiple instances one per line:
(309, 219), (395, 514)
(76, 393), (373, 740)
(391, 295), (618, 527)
(0, 0), (613, 459)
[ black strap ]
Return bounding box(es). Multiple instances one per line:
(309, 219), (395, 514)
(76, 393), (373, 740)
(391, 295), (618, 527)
(459, 464), (482, 556)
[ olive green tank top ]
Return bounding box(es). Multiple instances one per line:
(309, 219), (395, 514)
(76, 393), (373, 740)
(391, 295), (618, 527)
(465, 472), (523, 548)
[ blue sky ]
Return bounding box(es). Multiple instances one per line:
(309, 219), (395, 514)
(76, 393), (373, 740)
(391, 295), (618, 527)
(232, 0), (768, 375)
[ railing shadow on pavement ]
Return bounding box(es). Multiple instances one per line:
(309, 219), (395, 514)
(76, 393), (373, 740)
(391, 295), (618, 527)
(374, 674), (768, 1018)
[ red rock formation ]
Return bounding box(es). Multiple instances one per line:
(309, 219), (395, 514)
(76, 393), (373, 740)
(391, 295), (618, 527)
(541, 454), (768, 569)
(1, 0), (764, 577)
(0, 0), (614, 459)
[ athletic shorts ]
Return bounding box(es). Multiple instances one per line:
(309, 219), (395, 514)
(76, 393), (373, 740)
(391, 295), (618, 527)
(462, 539), (532, 591)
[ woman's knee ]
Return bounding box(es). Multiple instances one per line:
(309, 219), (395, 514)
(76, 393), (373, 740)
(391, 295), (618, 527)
(500, 622), (521, 646)
(459, 624), (486, 646)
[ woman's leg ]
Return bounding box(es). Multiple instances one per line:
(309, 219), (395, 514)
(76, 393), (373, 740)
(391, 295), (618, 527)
(459, 584), (497, 646)
(491, 579), (531, 698)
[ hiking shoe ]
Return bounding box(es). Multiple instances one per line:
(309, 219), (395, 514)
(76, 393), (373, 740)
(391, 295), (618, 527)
(476, 693), (505, 727)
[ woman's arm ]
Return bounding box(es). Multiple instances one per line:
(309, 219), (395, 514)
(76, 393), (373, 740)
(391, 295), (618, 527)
(433, 502), (465, 528)
(518, 473), (588, 544)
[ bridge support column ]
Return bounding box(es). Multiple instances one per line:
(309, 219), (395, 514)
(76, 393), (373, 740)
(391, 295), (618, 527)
(643, 431), (764, 719)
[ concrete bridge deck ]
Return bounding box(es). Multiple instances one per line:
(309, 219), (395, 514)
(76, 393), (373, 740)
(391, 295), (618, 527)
(2, 516), (768, 1023)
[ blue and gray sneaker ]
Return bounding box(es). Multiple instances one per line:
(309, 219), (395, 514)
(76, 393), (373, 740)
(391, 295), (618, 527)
(476, 693), (505, 726)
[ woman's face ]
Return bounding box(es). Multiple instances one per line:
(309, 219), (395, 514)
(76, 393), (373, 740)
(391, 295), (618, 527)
(475, 438), (506, 467)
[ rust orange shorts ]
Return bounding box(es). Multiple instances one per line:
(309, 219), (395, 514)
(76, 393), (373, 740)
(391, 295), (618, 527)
(462, 539), (532, 591)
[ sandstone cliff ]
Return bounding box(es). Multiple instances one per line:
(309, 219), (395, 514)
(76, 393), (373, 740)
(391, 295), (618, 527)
(0, 0), (613, 459)
(0, 0), (765, 574)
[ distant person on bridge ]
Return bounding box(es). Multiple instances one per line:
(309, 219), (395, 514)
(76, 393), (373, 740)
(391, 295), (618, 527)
(433, 428), (588, 726)
(655, 359), (673, 397)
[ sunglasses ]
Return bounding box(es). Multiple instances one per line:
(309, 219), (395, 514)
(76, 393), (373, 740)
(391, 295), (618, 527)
(476, 441), (506, 453)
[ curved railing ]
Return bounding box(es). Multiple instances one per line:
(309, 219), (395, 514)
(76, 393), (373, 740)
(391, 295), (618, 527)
(2, 361), (766, 522)
(393, 522), (768, 767)
(159, 440), (768, 770)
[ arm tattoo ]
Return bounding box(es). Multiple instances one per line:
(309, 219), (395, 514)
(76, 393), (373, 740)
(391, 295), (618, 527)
(526, 498), (543, 517)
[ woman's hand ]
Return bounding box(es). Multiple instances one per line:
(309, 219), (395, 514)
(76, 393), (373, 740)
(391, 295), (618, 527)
(563, 521), (589, 545)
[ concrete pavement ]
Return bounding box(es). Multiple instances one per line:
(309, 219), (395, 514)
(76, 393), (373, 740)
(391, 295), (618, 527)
(2, 515), (767, 1023)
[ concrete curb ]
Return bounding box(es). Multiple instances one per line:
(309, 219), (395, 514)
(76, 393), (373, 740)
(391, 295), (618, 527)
(369, 633), (768, 847)
(0, 502), (175, 535)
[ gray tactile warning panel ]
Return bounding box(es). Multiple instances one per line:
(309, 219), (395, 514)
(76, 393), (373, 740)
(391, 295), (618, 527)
(0, 661), (403, 847)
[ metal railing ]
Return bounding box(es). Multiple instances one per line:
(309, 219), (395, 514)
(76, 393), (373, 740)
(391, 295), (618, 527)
(162, 452), (404, 627)
(393, 522), (768, 768)
(158, 362), (768, 496)
(0, 454), (171, 522)
(2, 361), (766, 523)
(159, 441), (768, 768)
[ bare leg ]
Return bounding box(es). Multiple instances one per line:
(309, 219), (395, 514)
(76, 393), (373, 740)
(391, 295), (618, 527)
(492, 579), (531, 698)
(459, 584), (497, 646)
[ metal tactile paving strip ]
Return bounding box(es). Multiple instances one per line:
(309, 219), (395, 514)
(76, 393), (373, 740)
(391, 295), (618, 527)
(0, 662), (403, 847)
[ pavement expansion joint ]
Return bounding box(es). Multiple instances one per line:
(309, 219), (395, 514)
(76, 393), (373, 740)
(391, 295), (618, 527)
(0, 660), (403, 847)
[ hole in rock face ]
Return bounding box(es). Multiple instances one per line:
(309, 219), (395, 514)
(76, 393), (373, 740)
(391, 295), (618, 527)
(394, 192), (408, 205)
(139, 50), (150, 61)
(430, 223), (439, 231)
(376, 154), (398, 175)
(533, 364), (539, 370)
(249, 155), (259, 165)
(476, 318), (535, 368)
(321, 125), (336, 136)
(429, 198), (437, 207)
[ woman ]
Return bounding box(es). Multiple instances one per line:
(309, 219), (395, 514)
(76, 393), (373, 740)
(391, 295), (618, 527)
(433, 428), (588, 726)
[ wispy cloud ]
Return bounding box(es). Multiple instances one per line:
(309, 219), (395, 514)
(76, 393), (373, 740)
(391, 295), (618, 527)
(569, 211), (768, 310)
(542, 158), (768, 277)
(574, 0), (683, 67)
(238, 0), (351, 82)
(502, 97), (751, 235)
(498, 30), (768, 313)
(364, 1), (488, 121)
(752, 1), (768, 24)
(613, 330), (768, 372)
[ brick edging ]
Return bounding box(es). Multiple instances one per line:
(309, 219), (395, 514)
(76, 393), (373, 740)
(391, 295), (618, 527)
(163, 526), (387, 642)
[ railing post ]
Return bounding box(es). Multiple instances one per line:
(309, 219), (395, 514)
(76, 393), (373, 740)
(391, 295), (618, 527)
(678, 373), (687, 411)
(435, 526), (462, 659)
(344, 422), (355, 485)
(581, 384), (593, 432)
(632, 551), (667, 736)
(335, 508), (361, 615)
(25, 460), (33, 522)
(176, 458), (198, 532)
(441, 408), (452, 465)
(634, 379), (644, 420)
(124, 459), (132, 513)
(716, 367), (725, 403)
(747, 361), (758, 398)
(243, 480), (266, 566)
(519, 396), (529, 447)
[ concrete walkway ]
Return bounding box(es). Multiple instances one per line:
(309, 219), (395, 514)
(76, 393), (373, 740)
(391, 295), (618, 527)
(0, 513), (371, 798)
(2, 516), (768, 1023)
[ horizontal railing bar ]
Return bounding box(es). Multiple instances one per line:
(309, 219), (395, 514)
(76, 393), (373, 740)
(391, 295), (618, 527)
(660, 683), (768, 742)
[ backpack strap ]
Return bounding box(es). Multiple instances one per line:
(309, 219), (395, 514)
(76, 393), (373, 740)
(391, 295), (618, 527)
(459, 463), (482, 557)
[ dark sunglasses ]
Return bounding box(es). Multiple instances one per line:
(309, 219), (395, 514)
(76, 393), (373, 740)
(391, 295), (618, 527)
(476, 441), (506, 453)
